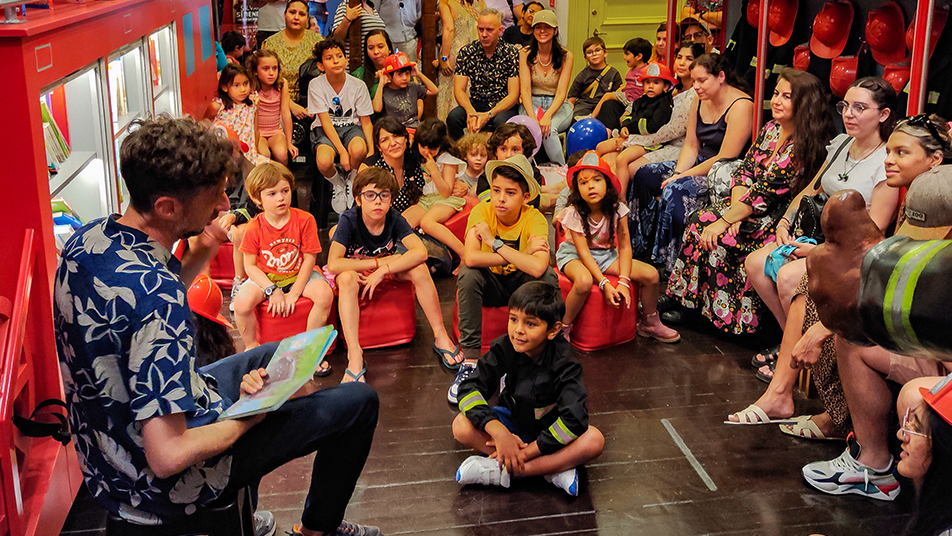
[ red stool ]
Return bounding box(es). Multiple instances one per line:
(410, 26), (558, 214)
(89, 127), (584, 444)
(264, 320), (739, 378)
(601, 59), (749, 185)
(255, 297), (339, 351)
(209, 242), (237, 290)
(445, 197), (479, 244)
(342, 279), (417, 349)
(451, 300), (509, 356)
(557, 270), (638, 352)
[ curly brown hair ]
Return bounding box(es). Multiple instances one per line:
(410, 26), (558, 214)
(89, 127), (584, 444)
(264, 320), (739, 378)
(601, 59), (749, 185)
(778, 68), (837, 192)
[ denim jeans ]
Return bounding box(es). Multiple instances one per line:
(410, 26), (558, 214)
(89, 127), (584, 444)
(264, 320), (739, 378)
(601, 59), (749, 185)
(201, 344), (379, 532)
(520, 95), (573, 165)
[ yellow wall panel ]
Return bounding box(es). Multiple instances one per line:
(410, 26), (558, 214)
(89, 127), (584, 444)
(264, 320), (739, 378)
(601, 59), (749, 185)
(564, 0), (668, 78)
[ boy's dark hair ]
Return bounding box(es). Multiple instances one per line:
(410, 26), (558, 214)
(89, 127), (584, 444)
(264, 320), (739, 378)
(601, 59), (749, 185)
(218, 64), (254, 109)
(414, 118), (458, 157)
(221, 31), (246, 54)
(623, 38), (652, 63)
(582, 35), (606, 55)
(120, 117), (237, 214)
(487, 123), (536, 158)
(509, 281), (565, 329)
(566, 150), (587, 168)
(491, 165), (530, 196)
(313, 38), (345, 62)
(193, 314), (237, 368)
(353, 167), (399, 199)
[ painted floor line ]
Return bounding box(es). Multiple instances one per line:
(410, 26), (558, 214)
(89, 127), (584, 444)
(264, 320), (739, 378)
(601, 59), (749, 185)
(661, 418), (718, 492)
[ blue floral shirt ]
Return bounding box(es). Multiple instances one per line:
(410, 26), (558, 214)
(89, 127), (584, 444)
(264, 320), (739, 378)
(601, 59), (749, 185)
(54, 217), (230, 523)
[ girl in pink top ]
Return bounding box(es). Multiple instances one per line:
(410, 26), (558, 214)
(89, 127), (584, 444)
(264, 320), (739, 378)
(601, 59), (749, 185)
(249, 49), (298, 165)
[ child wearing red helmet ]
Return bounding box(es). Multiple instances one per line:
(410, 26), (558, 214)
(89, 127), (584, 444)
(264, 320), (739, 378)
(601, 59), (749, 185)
(372, 51), (438, 129)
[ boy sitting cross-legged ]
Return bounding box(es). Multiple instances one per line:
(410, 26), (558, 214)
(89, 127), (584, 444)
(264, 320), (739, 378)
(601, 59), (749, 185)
(326, 167), (465, 383)
(309, 38), (375, 214)
(233, 162), (335, 376)
(451, 153), (559, 403)
(452, 281), (605, 496)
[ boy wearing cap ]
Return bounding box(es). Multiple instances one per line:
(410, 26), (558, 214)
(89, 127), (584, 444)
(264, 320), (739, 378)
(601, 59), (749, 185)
(451, 154), (559, 403)
(372, 51), (438, 130)
(680, 16), (716, 53)
(452, 281), (604, 497)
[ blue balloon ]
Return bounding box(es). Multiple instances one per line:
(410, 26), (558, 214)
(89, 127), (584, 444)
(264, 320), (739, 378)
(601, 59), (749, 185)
(566, 118), (609, 157)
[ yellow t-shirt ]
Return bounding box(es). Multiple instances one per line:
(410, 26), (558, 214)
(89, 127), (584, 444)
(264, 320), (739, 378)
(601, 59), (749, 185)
(466, 202), (549, 275)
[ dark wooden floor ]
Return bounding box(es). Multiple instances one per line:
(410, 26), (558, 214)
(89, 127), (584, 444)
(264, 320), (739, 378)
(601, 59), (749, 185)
(60, 241), (915, 535)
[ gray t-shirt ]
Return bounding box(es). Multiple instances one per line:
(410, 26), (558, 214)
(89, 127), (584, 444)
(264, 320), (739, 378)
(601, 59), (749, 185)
(382, 83), (427, 128)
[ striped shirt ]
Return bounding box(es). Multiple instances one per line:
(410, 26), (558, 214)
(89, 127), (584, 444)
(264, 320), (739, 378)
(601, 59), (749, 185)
(332, 3), (388, 58)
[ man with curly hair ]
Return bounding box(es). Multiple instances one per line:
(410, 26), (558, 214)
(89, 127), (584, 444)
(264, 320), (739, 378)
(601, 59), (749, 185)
(53, 117), (382, 536)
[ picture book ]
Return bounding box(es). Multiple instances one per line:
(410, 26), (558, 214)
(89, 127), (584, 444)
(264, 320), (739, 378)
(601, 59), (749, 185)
(218, 325), (337, 420)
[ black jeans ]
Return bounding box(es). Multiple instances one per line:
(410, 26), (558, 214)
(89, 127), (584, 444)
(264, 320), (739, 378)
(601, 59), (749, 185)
(456, 265), (559, 357)
(447, 100), (518, 139)
(201, 344), (379, 532)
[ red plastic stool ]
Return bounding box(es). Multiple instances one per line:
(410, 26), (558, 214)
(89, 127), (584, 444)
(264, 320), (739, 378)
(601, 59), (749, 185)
(451, 300), (509, 355)
(340, 279), (417, 349)
(557, 270), (638, 352)
(209, 242), (237, 290)
(445, 197), (479, 244)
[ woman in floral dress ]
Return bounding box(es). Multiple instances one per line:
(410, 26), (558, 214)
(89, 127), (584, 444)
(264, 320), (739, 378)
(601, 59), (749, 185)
(437, 0), (486, 120)
(666, 69), (835, 334)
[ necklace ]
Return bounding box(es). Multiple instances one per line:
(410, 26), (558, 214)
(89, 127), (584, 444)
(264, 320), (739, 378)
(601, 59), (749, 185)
(838, 140), (885, 182)
(538, 53), (552, 67)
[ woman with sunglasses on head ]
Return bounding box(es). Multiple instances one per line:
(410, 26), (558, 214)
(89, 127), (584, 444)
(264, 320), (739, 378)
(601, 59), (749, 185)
(728, 113), (952, 440)
(744, 78), (900, 371)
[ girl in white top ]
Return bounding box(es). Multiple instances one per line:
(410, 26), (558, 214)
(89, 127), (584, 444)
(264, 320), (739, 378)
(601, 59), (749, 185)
(597, 41), (705, 196)
(746, 77), (902, 329)
(410, 119), (470, 258)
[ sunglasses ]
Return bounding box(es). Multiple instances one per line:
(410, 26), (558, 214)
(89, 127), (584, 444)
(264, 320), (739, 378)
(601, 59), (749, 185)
(901, 407), (931, 440)
(331, 96), (343, 118)
(903, 114), (948, 149)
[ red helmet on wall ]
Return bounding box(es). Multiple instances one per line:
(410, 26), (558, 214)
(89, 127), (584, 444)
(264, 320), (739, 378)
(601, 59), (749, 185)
(866, 2), (907, 66)
(811, 1), (854, 60)
(830, 55), (859, 99)
(746, 0), (760, 28)
(905, 5), (949, 60)
(793, 44), (811, 71)
(768, 0), (799, 46)
(883, 62), (911, 94)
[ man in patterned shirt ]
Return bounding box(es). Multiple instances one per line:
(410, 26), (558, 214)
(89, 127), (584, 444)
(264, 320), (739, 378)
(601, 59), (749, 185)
(447, 8), (521, 139)
(54, 117), (382, 536)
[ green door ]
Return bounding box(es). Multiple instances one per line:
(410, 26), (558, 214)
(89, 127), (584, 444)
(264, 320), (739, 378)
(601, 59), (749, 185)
(565, 0), (670, 78)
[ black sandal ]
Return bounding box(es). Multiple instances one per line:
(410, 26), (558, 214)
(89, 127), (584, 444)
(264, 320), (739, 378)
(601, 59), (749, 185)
(751, 344), (780, 369)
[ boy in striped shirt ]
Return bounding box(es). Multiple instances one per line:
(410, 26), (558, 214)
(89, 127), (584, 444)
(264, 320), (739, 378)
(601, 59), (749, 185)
(451, 282), (604, 496)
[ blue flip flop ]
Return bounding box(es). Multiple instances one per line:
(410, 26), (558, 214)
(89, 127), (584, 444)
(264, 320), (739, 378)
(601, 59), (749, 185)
(342, 366), (367, 383)
(434, 344), (464, 371)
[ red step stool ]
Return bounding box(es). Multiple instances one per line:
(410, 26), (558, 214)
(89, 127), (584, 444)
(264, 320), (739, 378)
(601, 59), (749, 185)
(255, 297), (339, 350)
(557, 270), (638, 352)
(338, 278), (417, 349)
(451, 300), (509, 356)
(445, 196), (479, 244)
(209, 242), (237, 290)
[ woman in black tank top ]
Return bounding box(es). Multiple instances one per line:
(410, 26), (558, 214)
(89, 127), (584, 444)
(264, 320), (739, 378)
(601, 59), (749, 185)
(626, 53), (753, 272)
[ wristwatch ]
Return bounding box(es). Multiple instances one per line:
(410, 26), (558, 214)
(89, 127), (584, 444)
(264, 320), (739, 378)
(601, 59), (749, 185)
(491, 238), (505, 252)
(264, 284), (279, 297)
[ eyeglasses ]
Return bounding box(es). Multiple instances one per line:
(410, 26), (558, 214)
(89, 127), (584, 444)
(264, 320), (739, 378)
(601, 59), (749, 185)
(585, 48), (604, 56)
(682, 31), (708, 41)
(835, 101), (880, 116)
(360, 190), (392, 202)
(901, 408), (932, 440)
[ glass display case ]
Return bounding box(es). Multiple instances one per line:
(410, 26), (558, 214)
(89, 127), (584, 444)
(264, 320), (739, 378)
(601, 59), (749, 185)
(149, 24), (182, 118)
(42, 61), (114, 230)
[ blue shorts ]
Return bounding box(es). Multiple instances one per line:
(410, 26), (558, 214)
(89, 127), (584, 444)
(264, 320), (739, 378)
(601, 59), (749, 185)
(491, 406), (536, 444)
(311, 124), (365, 152)
(555, 240), (619, 272)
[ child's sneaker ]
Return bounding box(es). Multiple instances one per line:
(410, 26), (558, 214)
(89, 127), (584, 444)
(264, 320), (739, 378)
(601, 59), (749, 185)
(802, 433), (900, 501)
(456, 455), (510, 488)
(229, 277), (242, 312)
(328, 167), (350, 214)
(544, 468), (579, 496)
(447, 362), (477, 404)
(288, 520), (382, 536)
(253, 510), (276, 536)
(637, 311), (681, 343)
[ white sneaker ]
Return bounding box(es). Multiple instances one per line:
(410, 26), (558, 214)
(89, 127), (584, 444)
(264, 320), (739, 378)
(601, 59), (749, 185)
(253, 510), (276, 536)
(345, 169), (356, 210)
(456, 455), (510, 488)
(544, 468), (579, 496)
(229, 278), (242, 312)
(327, 170), (349, 214)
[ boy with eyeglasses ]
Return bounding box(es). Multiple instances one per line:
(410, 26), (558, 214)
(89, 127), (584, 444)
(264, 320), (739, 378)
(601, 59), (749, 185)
(327, 167), (463, 383)
(308, 38), (375, 214)
(567, 36), (622, 122)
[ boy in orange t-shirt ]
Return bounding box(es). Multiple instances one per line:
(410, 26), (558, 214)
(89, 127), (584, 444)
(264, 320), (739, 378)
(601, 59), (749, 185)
(233, 162), (335, 374)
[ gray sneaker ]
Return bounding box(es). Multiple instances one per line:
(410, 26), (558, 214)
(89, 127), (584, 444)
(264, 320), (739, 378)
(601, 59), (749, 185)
(229, 277), (242, 312)
(253, 510), (276, 536)
(327, 168), (349, 214)
(333, 520), (383, 536)
(802, 434), (900, 501)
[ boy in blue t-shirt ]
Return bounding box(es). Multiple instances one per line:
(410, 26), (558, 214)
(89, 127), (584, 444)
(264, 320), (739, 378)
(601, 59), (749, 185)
(452, 281), (604, 496)
(326, 167), (465, 383)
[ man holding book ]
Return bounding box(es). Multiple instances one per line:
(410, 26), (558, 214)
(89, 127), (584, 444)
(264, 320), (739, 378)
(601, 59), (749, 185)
(53, 117), (382, 536)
